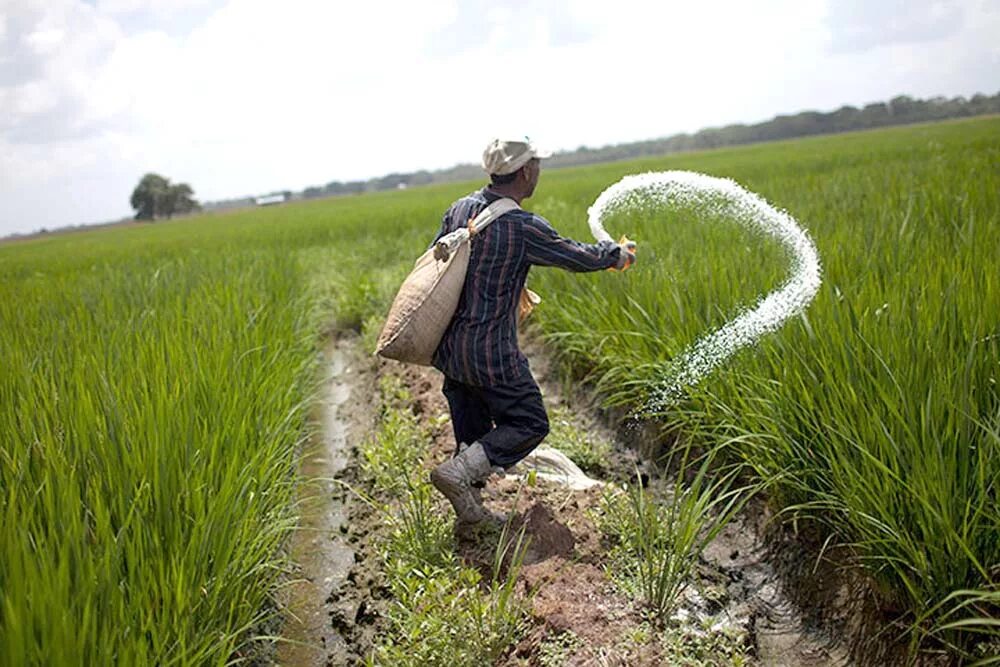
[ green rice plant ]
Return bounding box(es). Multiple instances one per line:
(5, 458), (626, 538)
(3, 116), (997, 663)
(0, 243), (319, 664)
(918, 588), (1000, 665)
(527, 117), (1000, 656)
(0, 179), (477, 663)
(596, 443), (756, 621)
(383, 476), (455, 574)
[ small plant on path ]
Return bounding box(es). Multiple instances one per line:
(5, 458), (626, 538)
(597, 441), (757, 622)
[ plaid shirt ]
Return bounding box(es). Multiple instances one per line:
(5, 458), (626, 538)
(431, 187), (620, 386)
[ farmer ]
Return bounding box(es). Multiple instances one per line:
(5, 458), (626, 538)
(429, 137), (635, 530)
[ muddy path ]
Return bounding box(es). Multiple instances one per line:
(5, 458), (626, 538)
(275, 332), (906, 665)
(276, 337), (369, 666)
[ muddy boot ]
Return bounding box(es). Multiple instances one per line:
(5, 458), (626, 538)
(458, 443), (509, 526)
(431, 442), (505, 529)
(470, 482), (508, 528)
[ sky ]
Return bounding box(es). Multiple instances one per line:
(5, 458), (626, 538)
(1, 0), (998, 237)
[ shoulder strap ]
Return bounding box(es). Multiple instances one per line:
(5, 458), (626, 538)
(469, 197), (519, 236)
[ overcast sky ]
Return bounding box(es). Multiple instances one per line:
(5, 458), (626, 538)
(1, 0), (998, 237)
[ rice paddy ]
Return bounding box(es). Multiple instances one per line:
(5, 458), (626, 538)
(1, 116), (997, 663)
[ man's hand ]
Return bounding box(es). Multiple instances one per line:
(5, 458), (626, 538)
(611, 236), (637, 272)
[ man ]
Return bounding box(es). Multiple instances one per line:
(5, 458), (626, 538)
(429, 137), (635, 530)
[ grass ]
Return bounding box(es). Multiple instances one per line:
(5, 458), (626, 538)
(0, 116), (997, 662)
(595, 443), (756, 622)
(0, 242), (317, 664)
(359, 367), (530, 666)
(527, 117), (1000, 657)
(544, 405), (613, 475)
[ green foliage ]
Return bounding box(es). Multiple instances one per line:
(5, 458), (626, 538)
(537, 631), (584, 666)
(920, 589), (1000, 665)
(361, 370), (530, 667)
(370, 525), (529, 667)
(0, 179), (463, 664)
(130, 172), (199, 220)
(0, 242), (317, 664)
(360, 376), (425, 495)
(526, 117), (1000, 656)
(2, 117), (998, 663)
(658, 619), (752, 667)
(596, 444), (755, 621)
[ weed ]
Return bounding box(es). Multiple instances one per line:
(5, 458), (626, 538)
(658, 617), (752, 666)
(361, 368), (531, 665)
(537, 630), (584, 666)
(596, 443), (756, 622)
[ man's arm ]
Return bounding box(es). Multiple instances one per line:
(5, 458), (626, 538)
(523, 213), (621, 272)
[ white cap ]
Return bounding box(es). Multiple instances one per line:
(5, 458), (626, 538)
(481, 137), (552, 175)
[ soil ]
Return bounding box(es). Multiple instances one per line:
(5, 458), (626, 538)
(276, 331), (926, 666)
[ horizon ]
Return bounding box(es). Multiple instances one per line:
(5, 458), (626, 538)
(2, 99), (995, 240)
(3, 0), (999, 237)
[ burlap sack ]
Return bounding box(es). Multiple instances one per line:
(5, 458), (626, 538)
(375, 241), (471, 365)
(376, 198), (518, 365)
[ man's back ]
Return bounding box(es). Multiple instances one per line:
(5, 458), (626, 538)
(432, 187), (620, 386)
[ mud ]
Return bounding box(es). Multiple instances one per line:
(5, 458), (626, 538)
(277, 338), (371, 666)
(281, 330), (916, 665)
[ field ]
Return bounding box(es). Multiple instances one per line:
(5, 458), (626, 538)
(1, 117), (997, 664)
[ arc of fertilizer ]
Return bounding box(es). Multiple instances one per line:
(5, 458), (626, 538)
(587, 171), (823, 413)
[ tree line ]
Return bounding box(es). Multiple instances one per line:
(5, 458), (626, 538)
(290, 91), (1000, 200)
(193, 90), (998, 214)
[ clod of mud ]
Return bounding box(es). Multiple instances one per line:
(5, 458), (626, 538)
(519, 503), (576, 563)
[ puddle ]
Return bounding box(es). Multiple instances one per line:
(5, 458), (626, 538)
(277, 341), (356, 666)
(701, 516), (852, 666)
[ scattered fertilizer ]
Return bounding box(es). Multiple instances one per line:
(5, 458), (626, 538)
(587, 171), (822, 413)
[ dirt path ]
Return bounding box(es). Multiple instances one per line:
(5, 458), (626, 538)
(277, 334), (867, 665)
(524, 344), (852, 665)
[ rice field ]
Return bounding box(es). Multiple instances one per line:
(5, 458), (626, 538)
(1, 116), (997, 663)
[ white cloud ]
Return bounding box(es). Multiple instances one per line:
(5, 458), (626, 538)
(96, 0), (217, 15)
(24, 27), (66, 53)
(826, 0), (964, 53)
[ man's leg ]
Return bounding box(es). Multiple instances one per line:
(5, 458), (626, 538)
(432, 377), (504, 528)
(442, 376), (492, 456)
(477, 374), (550, 469)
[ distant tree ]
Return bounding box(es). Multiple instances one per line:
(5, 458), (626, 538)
(130, 173), (170, 220)
(130, 174), (199, 220)
(164, 183), (199, 218)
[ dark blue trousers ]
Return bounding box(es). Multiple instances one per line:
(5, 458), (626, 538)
(442, 374), (550, 469)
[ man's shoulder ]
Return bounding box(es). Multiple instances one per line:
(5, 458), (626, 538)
(445, 188), (489, 216)
(511, 209), (550, 229)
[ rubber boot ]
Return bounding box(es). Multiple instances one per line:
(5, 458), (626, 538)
(431, 442), (505, 529)
(457, 442), (508, 524)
